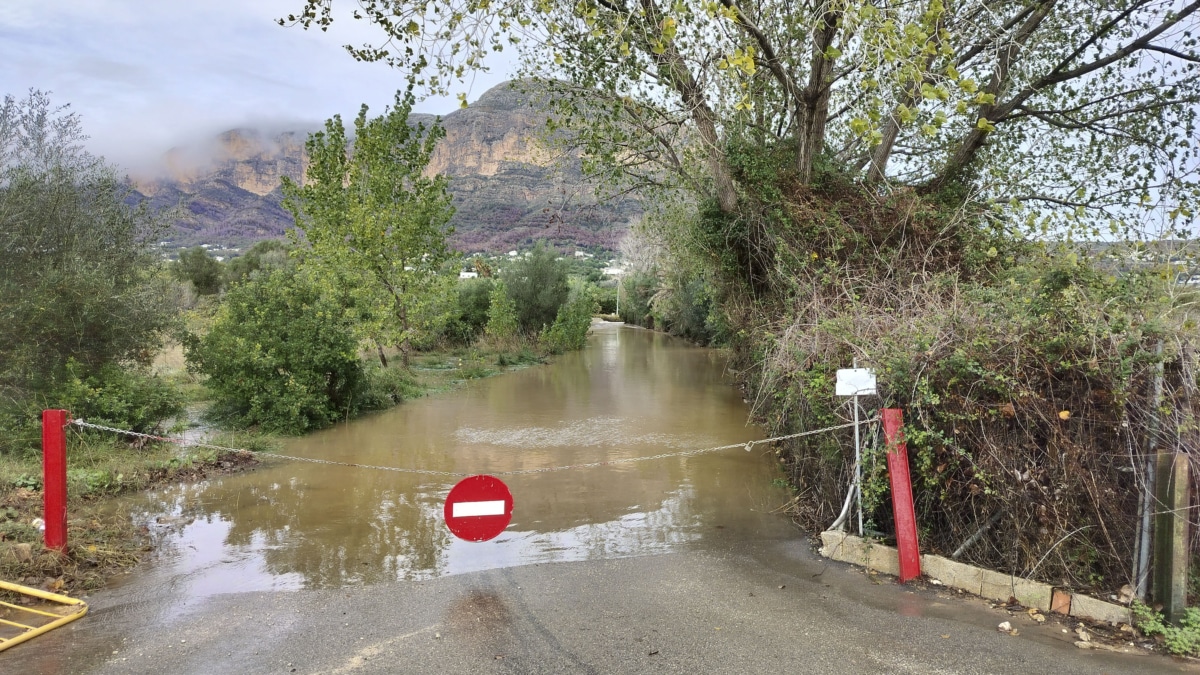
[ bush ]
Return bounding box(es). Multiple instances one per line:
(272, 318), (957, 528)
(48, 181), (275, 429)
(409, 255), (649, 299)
(173, 247), (224, 295)
(485, 280), (520, 343)
(540, 287), (597, 354)
(223, 240), (292, 286)
(51, 362), (184, 433)
(184, 267), (366, 434)
(444, 277), (494, 344)
(361, 362), (423, 408)
(502, 242), (569, 332)
(618, 272), (657, 327)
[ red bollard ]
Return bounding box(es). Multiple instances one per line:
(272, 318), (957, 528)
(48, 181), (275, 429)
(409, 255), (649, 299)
(42, 409), (69, 552)
(882, 408), (921, 582)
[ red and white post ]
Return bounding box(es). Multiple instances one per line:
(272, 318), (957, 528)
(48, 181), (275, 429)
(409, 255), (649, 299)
(42, 409), (69, 552)
(882, 408), (921, 582)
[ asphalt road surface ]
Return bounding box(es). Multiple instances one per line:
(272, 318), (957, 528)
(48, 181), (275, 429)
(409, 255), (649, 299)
(7, 538), (1193, 674)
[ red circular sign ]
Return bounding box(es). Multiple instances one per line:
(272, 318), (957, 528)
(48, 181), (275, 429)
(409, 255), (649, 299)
(444, 475), (514, 542)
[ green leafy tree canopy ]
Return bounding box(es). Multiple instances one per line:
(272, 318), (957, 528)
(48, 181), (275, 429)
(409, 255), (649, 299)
(282, 89), (457, 367)
(0, 90), (174, 399)
(286, 0), (1199, 239)
(502, 242), (570, 332)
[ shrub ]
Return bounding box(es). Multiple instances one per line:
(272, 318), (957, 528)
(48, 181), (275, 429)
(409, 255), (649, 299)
(173, 247), (224, 295)
(444, 277), (494, 344)
(502, 242), (569, 332)
(540, 287), (597, 354)
(1133, 602), (1200, 656)
(184, 267), (366, 434)
(485, 280), (520, 343)
(51, 361), (184, 433)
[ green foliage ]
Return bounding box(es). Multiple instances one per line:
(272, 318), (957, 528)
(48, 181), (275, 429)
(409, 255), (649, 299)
(223, 239), (292, 286)
(0, 91), (175, 402)
(51, 362), (184, 433)
(1133, 602), (1200, 657)
(618, 272), (656, 327)
(593, 284), (616, 314)
(444, 277), (495, 344)
(173, 247), (224, 295)
(361, 361), (423, 407)
(540, 286), (597, 354)
(502, 242), (570, 333)
(282, 89), (456, 367)
(184, 267), (366, 434)
(485, 279), (520, 342)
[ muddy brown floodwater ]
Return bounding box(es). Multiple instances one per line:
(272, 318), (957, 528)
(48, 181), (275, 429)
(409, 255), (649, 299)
(102, 323), (795, 610)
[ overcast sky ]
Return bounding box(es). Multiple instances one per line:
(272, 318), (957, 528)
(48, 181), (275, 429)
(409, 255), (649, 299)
(0, 0), (513, 172)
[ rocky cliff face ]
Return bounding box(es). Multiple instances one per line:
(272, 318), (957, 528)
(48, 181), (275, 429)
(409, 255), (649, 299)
(134, 81), (638, 253)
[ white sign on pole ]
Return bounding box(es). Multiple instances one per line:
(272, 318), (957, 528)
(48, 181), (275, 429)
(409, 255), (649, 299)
(836, 368), (877, 396)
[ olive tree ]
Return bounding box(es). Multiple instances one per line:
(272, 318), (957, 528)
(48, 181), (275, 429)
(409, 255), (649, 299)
(0, 91), (174, 400)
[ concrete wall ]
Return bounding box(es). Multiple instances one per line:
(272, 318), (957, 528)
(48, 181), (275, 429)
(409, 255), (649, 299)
(819, 531), (1131, 625)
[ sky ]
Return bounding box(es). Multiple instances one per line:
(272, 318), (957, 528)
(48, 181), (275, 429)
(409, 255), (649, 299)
(0, 0), (514, 173)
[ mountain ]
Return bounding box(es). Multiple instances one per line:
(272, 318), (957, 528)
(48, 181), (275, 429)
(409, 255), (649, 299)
(131, 81), (640, 255)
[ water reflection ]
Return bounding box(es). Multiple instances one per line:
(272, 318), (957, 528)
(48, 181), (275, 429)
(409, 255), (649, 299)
(113, 323), (794, 594)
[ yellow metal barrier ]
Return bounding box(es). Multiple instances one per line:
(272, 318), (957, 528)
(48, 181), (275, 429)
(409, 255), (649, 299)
(0, 579), (88, 652)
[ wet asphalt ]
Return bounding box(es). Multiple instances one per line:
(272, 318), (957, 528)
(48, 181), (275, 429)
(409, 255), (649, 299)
(8, 538), (1193, 675)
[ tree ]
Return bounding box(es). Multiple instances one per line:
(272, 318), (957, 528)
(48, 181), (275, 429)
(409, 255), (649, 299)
(173, 246), (224, 295)
(485, 280), (520, 343)
(502, 242), (570, 332)
(540, 283), (598, 353)
(447, 277), (495, 343)
(286, 0), (1199, 238)
(282, 90), (456, 367)
(184, 267), (365, 434)
(0, 91), (175, 401)
(223, 239), (292, 286)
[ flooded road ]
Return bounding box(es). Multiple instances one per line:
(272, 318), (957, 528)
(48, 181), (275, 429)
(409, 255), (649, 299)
(103, 322), (792, 608)
(6, 323), (1186, 674)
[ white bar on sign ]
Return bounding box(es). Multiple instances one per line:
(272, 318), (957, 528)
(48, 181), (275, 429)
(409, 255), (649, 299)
(453, 500), (506, 517)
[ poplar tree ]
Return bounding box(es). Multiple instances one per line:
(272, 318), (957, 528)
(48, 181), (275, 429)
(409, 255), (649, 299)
(282, 90), (456, 367)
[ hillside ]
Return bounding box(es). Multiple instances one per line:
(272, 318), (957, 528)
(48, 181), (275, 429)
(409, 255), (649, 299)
(132, 81), (640, 255)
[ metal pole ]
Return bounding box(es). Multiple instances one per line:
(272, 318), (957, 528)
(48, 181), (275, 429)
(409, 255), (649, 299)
(882, 408), (921, 582)
(854, 394), (862, 536)
(1136, 340), (1164, 600)
(42, 409), (68, 552)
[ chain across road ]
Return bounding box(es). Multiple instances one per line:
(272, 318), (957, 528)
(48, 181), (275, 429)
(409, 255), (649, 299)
(69, 418), (878, 478)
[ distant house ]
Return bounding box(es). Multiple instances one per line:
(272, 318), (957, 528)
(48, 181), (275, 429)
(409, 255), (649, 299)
(603, 267), (625, 276)
(508, 250), (518, 257)
(459, 271), (479, 279)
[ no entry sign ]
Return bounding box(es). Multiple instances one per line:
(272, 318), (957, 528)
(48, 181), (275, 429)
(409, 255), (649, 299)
(444, 475), (513, 542)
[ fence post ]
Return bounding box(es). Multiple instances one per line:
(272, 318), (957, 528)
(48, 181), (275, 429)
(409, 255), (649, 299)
(882, 408), (921, 582)
(1153, 450), (1189, 622)
(42, 409), (69, 552)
